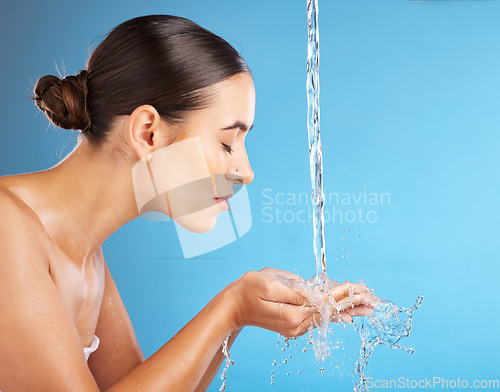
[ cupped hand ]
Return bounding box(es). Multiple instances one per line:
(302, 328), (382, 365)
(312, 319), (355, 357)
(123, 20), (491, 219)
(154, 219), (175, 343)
(323, 280), (379, 324)
(227, 268), (379, 339)
(262, 268), (379, 325)
(227, 269), (317, 338)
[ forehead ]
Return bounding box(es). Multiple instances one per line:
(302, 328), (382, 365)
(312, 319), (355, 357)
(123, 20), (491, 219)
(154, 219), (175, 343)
(199, 72), (256, 124)
(214, 72), (255, 102)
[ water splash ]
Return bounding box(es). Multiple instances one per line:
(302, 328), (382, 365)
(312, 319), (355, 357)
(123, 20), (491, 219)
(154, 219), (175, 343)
(353, 296), (424, 391)
(307, 0), (327, 281)
(270, 284), (423, 391)
(275, 274), (349, 361)
(219, 335), (234, 392)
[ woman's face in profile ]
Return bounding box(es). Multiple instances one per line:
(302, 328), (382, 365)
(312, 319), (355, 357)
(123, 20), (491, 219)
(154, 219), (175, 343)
(139, 72), (255, 233)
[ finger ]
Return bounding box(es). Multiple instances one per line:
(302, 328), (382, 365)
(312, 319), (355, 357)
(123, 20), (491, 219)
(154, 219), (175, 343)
(328, 281), (371, 302)
(260, 302), (318, 337)
(299, 306), (350, 333)
(291, 310), (325, 337)
(259, 268), (304, 281)
(332, 312), (353, 324)
(262, 276), (311, 307)
(296, 288), (330, 308)
(332, 293), (378, 313)
(344, 304), (374, 318)
(297, 303), (375, 335)
(305, 307), (356, 330)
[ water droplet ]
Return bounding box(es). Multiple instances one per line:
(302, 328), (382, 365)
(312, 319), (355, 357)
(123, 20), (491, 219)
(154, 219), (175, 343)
(302, 348), (308, 352)
(272, 360), (276, 366)
(287, 372), (291, 376)
(298, 370), (302, 374)
(282, 359), (288, 364)
(281, 347), (286, 351)
(288, 354), (292, 358)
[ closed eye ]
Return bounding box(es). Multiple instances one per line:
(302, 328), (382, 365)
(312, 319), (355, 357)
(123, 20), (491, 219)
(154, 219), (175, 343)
(221, 143), (233, 154)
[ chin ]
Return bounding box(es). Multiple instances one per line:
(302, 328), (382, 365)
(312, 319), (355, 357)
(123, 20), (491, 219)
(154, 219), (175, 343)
(173, 205), (220, 233)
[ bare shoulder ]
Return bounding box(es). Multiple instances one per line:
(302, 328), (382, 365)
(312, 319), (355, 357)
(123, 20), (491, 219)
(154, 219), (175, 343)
(0, 184), (100, 390)
(0, 184), (50, 248)
(0, 183), (42, 220)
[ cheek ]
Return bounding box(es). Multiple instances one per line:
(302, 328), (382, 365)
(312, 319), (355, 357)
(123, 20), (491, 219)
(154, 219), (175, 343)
(201, 140), (228, 175)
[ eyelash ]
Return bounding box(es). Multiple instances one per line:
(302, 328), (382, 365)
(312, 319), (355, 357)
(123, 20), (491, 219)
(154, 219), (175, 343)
(222, 143), (233, 154)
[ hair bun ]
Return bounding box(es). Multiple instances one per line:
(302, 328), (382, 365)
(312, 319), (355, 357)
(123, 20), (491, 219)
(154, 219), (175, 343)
(33, 70), (91, 131)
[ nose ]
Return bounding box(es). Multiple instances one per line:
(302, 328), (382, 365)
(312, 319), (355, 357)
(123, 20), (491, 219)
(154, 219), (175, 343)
(229, 146), (254, 185)
(239, 161), (254, 185)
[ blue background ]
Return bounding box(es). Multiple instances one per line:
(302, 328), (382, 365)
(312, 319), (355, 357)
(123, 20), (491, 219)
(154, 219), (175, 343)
(1, 0), (499, 391)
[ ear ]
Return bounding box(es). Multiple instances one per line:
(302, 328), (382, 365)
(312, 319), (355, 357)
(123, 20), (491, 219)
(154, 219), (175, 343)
(127, 104), (170, 160)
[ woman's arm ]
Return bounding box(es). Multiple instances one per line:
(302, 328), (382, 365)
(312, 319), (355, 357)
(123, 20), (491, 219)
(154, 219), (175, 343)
(104, 270), (374, 392)
(193, 328), (241, 392)
(88, 259), (146, 390)
(89, 255), (241, 392)
(0, 190), (374, 391)
(103, 274), (252, 392)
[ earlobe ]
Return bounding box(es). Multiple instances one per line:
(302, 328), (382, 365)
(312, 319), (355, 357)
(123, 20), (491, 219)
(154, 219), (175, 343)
(128, 104), (163, 161)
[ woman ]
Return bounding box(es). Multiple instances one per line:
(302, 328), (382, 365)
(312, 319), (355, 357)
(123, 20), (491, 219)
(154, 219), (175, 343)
(0, 15), (375, 391)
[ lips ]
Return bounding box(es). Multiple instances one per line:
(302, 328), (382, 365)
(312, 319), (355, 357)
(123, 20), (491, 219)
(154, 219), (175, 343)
(214, 194), (233, 211)
(214, 195), (233, 203)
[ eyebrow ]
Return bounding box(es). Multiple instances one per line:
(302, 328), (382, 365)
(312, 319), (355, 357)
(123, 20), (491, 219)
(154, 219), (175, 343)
(221, 121), (253, 132)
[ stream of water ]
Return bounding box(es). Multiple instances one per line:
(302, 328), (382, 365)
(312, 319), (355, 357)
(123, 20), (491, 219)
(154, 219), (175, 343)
(218, 1), (423, 390)
(307, 0), (327, 281)
(303, 0), (424, 390)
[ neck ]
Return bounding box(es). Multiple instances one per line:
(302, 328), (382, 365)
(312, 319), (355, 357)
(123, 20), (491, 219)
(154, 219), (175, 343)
(19, 135), (140, 263)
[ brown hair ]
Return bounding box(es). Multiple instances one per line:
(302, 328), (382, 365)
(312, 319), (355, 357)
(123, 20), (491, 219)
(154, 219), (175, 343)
(32, 14), (250, 146)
